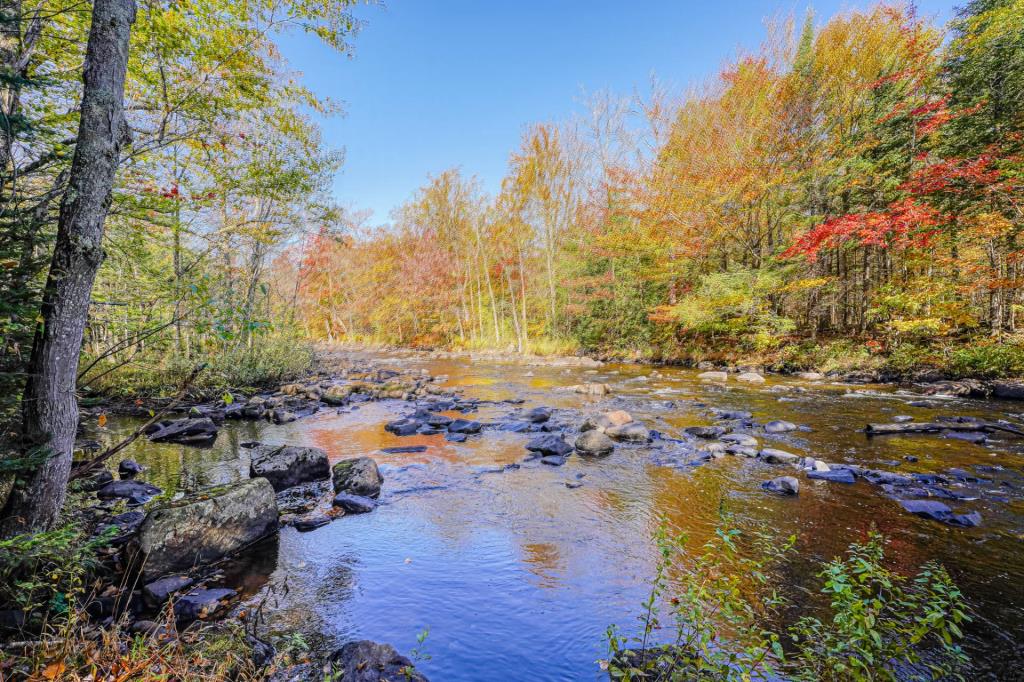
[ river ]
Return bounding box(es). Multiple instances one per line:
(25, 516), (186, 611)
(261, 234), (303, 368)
(91, 351), (1024, 681)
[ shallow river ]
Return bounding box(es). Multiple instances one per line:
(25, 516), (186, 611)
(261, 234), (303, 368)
(95, 352), (1024, 681)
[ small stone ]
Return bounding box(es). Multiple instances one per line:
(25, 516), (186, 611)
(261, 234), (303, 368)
(807, 469), (855, 484)
(698, 371), (728, 382)
(447, 419), (483, 434)
(540, 455), (566, 466)
(293, 513), (331, 532)
(118, 459), (144, 479)
(762, 476), (799, 495)
(764, 420), (797, 433)
(524, 407), (552, 423)
(173, 588), (236, 622)
(331, 493), (377, 514)
(143, 575), (194, 607)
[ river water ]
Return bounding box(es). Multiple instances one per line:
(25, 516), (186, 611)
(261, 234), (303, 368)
(93, 352), (1024, 681)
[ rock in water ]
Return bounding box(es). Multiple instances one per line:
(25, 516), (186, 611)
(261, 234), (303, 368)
(130, 478), (278, 579)
(525, 434), (573, 457)
(736, 372), (766, 384)
(249, 444), (330, 491)
(808, 469), (856, 484)
(332, 492), (378, 514)
(96, 480), (162, 505)
(698, 371), (728, 382)
(147, 417), (219, 445)
(580, 410), (633, 432)
(384, 418), (421, 436)
(117, 459), (144, 479)
(604, 421), (651, 443)
(524, 407), (552, 423)
(575, 430), (614, 456)
(684, 425), (729, 439)
(759, 448), (800, 465)
(332, 457), (383, 498)
(764, 420), (797, 433)
(447, 419), (483, 434)
(899, 499), (982, 527)
(762, 476), (800, 495)
(330, 641), (428, 682)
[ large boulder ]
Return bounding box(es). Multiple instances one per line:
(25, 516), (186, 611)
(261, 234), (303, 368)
(249, 444), (330, 492)
(330, 641), (428, 682)
(130, 478), (278, 579)
(575, 430), (614, 456)
(332, 457), (383, 498)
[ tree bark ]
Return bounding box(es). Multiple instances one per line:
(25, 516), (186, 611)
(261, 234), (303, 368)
(2, 0), (136, 535)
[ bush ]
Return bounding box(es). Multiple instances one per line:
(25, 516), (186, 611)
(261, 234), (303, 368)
(606, 520), (969, 682)
(0, 523), (110, 622)
(946, 342), (1024, 379)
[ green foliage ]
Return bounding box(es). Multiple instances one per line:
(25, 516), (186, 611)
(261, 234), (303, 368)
(788, 533), (969, 681)
(0, 523), (110, 619)
(607, 523), (969, 682)
(946, 342), (1024, 379)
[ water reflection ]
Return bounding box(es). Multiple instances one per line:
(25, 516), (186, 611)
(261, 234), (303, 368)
(91, 355), (1024, 680)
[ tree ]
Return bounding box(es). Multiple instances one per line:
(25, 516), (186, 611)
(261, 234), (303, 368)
(2, 0), (136, 534)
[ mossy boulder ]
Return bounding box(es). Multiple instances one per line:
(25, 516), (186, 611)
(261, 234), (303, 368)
(332, 457), (383, 498)
(130, 478), (278, 579)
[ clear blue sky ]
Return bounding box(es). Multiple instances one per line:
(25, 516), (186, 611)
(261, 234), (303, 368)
(277, 0), (956, 224)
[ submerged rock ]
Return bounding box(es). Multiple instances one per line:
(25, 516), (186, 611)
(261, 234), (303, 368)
(564, 382), (611, 395)
(540, 455), (567, 466)
(130, 478), (278, 580)
(581, 410), (633, 433)
(330, 640), (428, 682)
(762, 476), (800, 495)
(332, 457), (383, 498)
(575, 430), (614, 456)
(249, 444), (330, 492)
(698, 371), (728, 382)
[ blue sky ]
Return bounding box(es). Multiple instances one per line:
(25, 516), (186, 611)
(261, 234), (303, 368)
(277, 0), (956, 224)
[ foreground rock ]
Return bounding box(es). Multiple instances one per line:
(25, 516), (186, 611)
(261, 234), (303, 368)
(330, 640), (429, 682)
(899, 499), (982, 527)
(332, 457), (383, 498)
(526, 434), (573, 457)
(249, 444), (330, 491)
(147, 417), (219, 445)
(575, 430), (614, 456)
(605, 421), (651, 443)
(581, 410), (633, 432)
(130, 478), (278, 579)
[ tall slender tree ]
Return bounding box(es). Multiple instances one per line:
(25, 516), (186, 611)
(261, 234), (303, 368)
(2, 0), (136, 534)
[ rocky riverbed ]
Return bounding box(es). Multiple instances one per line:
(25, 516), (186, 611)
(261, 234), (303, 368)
(68, 349), (1024, 680)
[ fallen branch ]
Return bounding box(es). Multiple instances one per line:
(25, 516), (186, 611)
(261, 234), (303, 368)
(70, 364), (207, 481)
(865, 421), (1024, 438)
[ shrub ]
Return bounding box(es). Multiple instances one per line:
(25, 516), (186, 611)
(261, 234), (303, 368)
(606, 521), (969, 682)
(946, 342), (1024, 379)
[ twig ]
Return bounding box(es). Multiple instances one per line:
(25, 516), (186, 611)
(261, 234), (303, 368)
(69, 364), (207, 480)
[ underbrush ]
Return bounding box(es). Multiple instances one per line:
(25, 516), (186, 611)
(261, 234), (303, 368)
(607, 518), (969, 681)
(81, 334), (315, 398)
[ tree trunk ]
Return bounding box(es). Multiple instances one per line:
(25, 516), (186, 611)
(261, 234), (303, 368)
(2, 0), (136, 535)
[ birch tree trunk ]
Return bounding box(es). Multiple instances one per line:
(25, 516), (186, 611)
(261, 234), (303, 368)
(2, 0), (136, 535)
